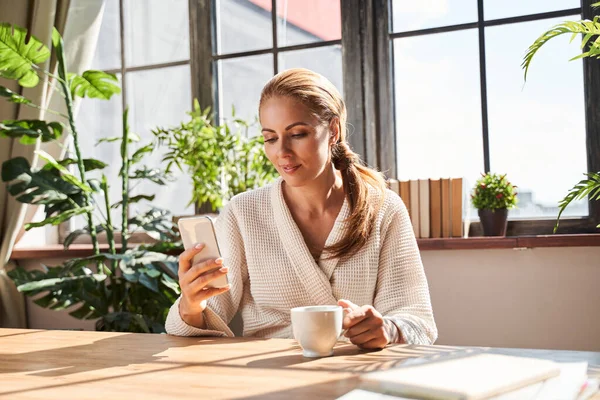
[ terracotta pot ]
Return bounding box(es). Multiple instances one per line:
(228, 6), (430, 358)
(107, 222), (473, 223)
(478, 208), (508, 236)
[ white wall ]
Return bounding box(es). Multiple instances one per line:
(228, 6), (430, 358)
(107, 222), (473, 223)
(423, 246), (600, 351)
(17, 246), (600, 351)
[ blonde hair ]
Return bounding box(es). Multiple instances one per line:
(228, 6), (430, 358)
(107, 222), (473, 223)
(259, 68), (387, 259)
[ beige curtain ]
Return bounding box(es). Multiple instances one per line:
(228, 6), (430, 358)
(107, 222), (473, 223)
(0, 0), (105, 328)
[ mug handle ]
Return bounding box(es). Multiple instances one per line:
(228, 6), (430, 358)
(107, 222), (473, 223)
(337, 307), (351, 341)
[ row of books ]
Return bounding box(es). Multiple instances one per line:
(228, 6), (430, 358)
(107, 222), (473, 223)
(388, 178), (463, 239)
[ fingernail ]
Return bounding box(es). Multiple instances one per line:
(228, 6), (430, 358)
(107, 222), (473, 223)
(219, 267), (228, 273)
(195, 243), (204, 249)
(215, 258), (224, 265)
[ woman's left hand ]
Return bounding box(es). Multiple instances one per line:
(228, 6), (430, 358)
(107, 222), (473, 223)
(338, 299), (390, 349)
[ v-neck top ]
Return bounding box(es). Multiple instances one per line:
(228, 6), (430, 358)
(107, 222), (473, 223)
(166, 177), (437, 345)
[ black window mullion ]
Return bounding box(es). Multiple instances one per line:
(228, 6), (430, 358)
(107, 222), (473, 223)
(118, 0), (130, 222)
(191, 0), (219, 213)
(210, 0), (220, 124)
(105, 60), (191, 76)
(191, 0), (217, 119)
(119, 0), (127, 114)
(271, 0), (278, 74)
(390, 8), (581, 40)
(374, 0), (395, 178)
(477, 0), (490, 173)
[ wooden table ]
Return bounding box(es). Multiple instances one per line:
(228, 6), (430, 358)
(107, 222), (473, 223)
(0, 329), (598, 399)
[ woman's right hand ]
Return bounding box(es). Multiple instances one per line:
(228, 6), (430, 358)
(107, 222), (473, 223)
(178, 243), (231, 329)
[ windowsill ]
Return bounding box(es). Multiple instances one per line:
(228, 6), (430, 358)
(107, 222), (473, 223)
(9, 234), (600, 260)
(416, 234), (600, 250)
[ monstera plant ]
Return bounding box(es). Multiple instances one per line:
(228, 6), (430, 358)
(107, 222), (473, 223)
(0, 23), (181, 333)
(522, 3), (600, 233)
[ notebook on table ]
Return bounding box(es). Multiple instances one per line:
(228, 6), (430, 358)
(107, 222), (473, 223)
(360, 353), (561, 400)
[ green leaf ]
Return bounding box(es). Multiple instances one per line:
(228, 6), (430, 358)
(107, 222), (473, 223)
(128, 208), (176, 240)
(62, 253), (130, 275)
(87, 178), (102, 192)
(0, 86), (31, 104)
(2, 157), (81, 205)
(130, 144), (154, 164)
(51, 28), (68, 84)
(139, 274), (159, 293)
(129, 166), (170, 185)
(0, 120), (63, 144)
(69, 70), (121, 100)
(522, 18), (600, 80)
(44, 193), (86, 219)
(96, 136), (120, 145)
(36, 150), (92, 193)
(56, 158), (107, 172)
(0, 23), (50, 87)
(16, 273), (105, 292)
(111, 194), (155, 209)
(63, 224), (105, 249)
(24, 205), (93, 230)
(554, 172), (600, 233)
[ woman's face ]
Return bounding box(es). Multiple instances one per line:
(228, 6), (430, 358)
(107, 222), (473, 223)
(259, 96), (336, 188)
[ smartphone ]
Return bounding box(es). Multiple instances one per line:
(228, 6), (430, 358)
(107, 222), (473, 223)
(177, 216), (229, 289)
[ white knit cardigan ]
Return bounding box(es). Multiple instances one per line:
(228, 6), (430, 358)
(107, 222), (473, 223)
(165, 178), (437, 345)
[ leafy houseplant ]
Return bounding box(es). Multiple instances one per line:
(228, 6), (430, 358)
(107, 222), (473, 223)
(0, 23), (181, 333)
(471, 173), (518, 236)
(522, 3), (600, 233)
(152, 101), (279, 212)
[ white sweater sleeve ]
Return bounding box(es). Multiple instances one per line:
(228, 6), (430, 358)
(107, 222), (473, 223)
(165, 201), (248, 337)
(374, 197), (438, 345)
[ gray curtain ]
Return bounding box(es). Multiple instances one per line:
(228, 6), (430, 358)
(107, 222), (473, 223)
(0, 0), (105, 328)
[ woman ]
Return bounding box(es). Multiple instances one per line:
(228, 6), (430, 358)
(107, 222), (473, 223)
(166, 68), (437, 349)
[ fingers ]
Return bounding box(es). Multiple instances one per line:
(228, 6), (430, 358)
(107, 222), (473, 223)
(178, 244), (230, 307)
(342, 304), (376, 330)
(178, 243), (205, 276)
(348, 325), (387, 346)
(345, 318), (373, 338)
(341, 304), (389, 349)
(187, 266), (229, 292)
(179, 284), (230, 320)
(338, 298), (360, 311)
(348, 328), (378, 346)
(182, 257), (225, 286)
(195, 286), (231, 302)
(360, 336), (389, 350)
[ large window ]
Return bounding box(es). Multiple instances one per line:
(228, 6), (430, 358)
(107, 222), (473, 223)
(390, 1), (588, 222)
(62, 0), (599, 240)
(70, 0), (195, 237)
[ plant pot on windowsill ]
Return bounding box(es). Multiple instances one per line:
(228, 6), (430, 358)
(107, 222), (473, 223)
(478, 208), (508, 236)
(471, 172), (518, 237)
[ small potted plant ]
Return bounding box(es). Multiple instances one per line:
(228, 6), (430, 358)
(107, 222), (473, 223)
(471, 172), (518, 236)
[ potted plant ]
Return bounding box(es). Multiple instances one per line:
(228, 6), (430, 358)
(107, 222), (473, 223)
(471, 173), (518, 236)
(522, 3), (600, 233)
(0, 23), (181, 333)
(152, 101), (279, 213)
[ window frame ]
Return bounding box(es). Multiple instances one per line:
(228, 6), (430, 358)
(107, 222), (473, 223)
(60, 0), (194, 244)
(383, 0), (599, 235)
(190, 0), (600, 236)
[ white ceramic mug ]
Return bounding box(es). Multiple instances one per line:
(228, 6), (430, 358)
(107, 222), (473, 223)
(291, 305), (343, 358)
